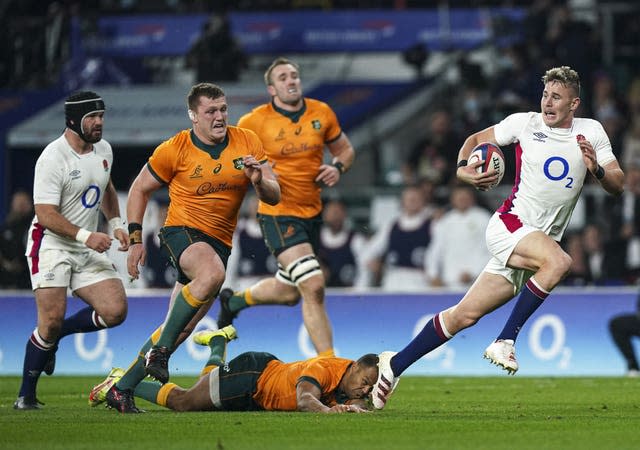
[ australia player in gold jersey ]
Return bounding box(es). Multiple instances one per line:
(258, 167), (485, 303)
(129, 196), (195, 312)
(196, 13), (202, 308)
(217, 57), (356, 358)
(100, 83), (280, 413)
(90, 325), (376, 413)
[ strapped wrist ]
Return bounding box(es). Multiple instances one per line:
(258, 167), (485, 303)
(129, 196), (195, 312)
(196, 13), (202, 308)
(129, 229), (143, 245)
(109, 217), (125, 234)
(594, 165), (605, 180)
(128, 222), (143, 245)
(128, 222), (142, 233)
(75, 228), (91, 245)
(333, 161), (346, 174)
(457, 160), (468, 168)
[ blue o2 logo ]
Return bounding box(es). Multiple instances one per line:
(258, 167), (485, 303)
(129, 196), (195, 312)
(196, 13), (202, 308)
(81, 185), (101, 208)
(543, 156), (573, 188)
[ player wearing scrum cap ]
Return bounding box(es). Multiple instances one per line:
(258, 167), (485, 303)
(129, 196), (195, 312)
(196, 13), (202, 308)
(14, 91), (130, 410)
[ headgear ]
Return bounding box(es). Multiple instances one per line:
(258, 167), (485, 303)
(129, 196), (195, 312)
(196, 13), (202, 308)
(64, 91), (105, 142)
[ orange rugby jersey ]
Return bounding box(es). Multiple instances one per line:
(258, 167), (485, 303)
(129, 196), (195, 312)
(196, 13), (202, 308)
(237, 98), (342, 218)
(253, 357), (352, 411)
(147, 127), (266, 246)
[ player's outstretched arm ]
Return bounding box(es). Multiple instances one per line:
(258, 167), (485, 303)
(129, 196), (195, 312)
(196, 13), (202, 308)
(296, 380), (369, 413)
(296, 380), (331, 412)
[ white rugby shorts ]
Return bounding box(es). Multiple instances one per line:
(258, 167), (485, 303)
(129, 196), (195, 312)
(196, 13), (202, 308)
(483, 212), (537, 294)
(27, 247), (120, 291)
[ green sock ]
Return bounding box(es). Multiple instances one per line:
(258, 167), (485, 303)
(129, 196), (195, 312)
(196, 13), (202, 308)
(206, 335), (228, 367)
(228, 293), (250, 314)
(156, 289), (200, 349)
(116, 337), (153, 391)
(134, 380), (162, 404)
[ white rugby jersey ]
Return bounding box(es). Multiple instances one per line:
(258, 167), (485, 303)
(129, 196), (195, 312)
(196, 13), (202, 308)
(27, 134), (114, 252)
(494, 112), (616, 240)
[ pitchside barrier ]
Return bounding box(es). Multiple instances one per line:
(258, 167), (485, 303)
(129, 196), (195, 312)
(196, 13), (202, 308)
(0, 289), (636, 376)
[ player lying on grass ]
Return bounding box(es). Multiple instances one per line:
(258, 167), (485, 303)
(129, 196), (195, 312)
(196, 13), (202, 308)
(89, 325), (377, 413)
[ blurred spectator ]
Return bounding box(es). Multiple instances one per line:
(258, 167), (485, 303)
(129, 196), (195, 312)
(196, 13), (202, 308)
(402, 109), (461, 186)
(621, 78), (640, 169)
(621, 116), (640, 171)
(142, 200), (178, 288)
(543, 3), (599, 85)
(608, 295), (640, 377)
(604, 164), (640, 278)
(402, 42), (429, 80)
(425, 185), (491, 289)
(459, 85), (492, 138)
(563, 230), (590, 286)
(44, 1), (70, 85)
(0, 190), (34, 289)
(224, 194), (277, 291)
(317, 198), (369, 289)
(491, 44), (539, 115)
(186, 12), (247, 83)
(582, 223), (627, 286)
(590, 71), (625, 158)
(627, 77), (640, 116)
(362, 184), (432, 291)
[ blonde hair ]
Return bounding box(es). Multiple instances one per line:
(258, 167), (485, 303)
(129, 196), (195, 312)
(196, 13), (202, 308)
(542, 66), (581, 97)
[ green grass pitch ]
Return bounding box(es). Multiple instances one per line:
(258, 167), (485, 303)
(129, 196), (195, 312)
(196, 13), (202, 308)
(1, 375), (639, 450)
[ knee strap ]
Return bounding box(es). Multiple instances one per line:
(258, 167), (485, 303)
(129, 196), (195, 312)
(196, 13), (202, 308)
(276, 255), (322, 287)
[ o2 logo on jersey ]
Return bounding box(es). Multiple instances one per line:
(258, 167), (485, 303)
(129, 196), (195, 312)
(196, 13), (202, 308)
(81, 185), (101, 208)
(543, 156), (573, 188)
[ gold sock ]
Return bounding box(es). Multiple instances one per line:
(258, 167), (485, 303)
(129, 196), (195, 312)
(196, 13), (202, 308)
(182, 284), (208, 308)
(318, 349), (335, 358)
(200, 365), (218, 377)
(157, 383), (178, 407)
(244, 288), (255, 306)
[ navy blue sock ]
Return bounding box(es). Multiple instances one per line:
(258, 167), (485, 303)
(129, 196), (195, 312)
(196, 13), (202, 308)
(59, 307), (105, 340)
(496, 278), (549, 342)
(390, 313), (452, 377)
(18, 330), (55, 398)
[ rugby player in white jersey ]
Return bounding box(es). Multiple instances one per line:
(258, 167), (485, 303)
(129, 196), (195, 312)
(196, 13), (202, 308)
(14, 92), (129, 410)
(371, 66), (625, 409)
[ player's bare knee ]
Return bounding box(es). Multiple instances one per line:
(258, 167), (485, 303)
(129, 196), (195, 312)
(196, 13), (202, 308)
(283, 255), (324, 295)
(559, 252), (573, 277)
(98, 304), (127, 327)
(299, 277), (324, 302)
(103, 311), (127, 327)
(275, 283), (299, 305)
(191, 276), (223, 299)
(549, 251), (572, 278)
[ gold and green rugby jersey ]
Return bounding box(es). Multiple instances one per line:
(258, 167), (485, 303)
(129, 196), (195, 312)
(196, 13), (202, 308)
(238, 98), (342, 218)
(147, 127), (267, 246)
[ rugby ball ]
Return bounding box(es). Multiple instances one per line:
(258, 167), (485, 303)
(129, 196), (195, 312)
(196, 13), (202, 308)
(468, 142), (505, 190)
